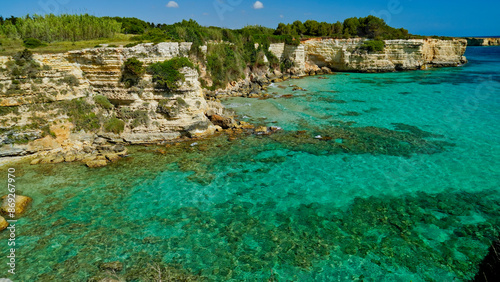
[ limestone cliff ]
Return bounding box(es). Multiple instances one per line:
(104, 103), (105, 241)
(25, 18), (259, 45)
(269, 38), (467, 73)
(465, 37), (500, 46)
(0, 43), (217, 158)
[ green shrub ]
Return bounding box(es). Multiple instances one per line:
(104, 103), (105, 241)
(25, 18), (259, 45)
(9, 49), (41, 78)
(0, 106), (19, 116)
(360, 39), (385, 52)
(148, 57), (194, 91)
(125, 42), (141, 48)
(104, 117), (125, 134)
(206, 44), (245, 88)
(119, 107), (150, 128)
(59, 99), (100, 131)
(280, 58), (295, 73)
(121, 57), (145, 87)
(157, 100), (179, 118)
(94, 95), (113, 109)
(62, 74), (80, 86)
(23, 38), (46, 48)
(13, 49), (33, 64)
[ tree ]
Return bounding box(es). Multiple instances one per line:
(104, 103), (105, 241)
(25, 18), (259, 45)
(291, 20), (306, 35)
(343, 17), (360, 37)
(304, 20), (319, 36)
(333, 21), (343, 36)
(274, 23), (291, 35)
(317, 22), (332, 37)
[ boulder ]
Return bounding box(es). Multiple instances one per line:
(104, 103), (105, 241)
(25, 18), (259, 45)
(0, 216), (8, 231)
(85, 160), (108, 168)
(105, 153), (121, 162)
(0, 195), (33, 215)
(209, 114), (236, 129)
(254, 126), (268, 134)
(40, 154), (65, 164)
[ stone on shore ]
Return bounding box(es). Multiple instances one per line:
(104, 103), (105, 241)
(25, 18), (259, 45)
(0, 195), (33, 215)
(85, 160), (108, 168)
(0, 216), (8, 231)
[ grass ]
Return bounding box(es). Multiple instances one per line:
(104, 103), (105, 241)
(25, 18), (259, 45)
(0, 34), (139, 56)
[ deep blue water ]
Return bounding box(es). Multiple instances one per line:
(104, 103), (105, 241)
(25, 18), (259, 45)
(1, 46), (499, 281)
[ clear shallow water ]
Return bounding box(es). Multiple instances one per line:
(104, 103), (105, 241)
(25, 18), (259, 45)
(1, 47), (499, 281)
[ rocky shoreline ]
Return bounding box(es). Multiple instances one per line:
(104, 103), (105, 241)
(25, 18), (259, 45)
(0, 38), (468, 166)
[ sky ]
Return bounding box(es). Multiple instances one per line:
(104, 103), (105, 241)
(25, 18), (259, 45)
(1, 0), (499, 37)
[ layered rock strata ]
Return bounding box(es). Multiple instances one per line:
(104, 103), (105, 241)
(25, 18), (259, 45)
(269, 38), (468, 74)
(465, 37), (500, 46)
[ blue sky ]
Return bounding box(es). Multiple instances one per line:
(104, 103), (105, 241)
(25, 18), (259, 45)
(1, 0), (499, 36)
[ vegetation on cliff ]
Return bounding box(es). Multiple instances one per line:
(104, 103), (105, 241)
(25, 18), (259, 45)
(121, 57), (145, 87)
(148, 57), (194, 91)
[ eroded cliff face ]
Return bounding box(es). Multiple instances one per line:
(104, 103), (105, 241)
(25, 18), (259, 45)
(0, 43), (217, 159)
(465, 37), (500, 46)
(269, 38), (467, 73)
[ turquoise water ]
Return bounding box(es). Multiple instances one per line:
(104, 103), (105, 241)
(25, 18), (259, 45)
(1, 47), (499, 281)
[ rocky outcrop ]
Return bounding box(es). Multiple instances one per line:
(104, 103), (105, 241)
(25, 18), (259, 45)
(0, 43), (221, 159)
(465, 37), (500, 46)
(269, 38), (467, 73)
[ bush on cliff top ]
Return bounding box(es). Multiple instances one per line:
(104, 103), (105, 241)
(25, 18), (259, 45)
(8, 49), (41, 78)
(23, 38), (47, 48)
(148, 57), (194, 91)
(360, 39), (385, 52)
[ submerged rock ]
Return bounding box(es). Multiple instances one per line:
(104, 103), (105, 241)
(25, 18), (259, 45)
(99, 261), (123, 272)
(85, 159), (108, 168)
(474, 235), (500, 281)
(209, 114), (237, 129)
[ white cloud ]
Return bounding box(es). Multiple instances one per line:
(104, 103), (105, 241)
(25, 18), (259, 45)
(166, 1), (179, 8)
(203, 12), (209, 16)
(253, 1), (264, 9)
(280, 14), (284, 18)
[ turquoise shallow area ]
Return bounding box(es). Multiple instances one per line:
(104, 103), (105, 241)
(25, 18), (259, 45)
(1, 47), (499, 281)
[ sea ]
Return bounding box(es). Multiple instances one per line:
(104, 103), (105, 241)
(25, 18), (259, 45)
(1, 46), (499, 281)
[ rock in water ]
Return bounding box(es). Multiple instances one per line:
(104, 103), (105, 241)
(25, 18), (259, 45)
(209, 114), (236, 129)
(0, 195), (33, 215)
(99, 261), (123, 272)
(85, 160), (108, 168)
(474, 235), (500, 281)
(0, 216), (8, 231)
